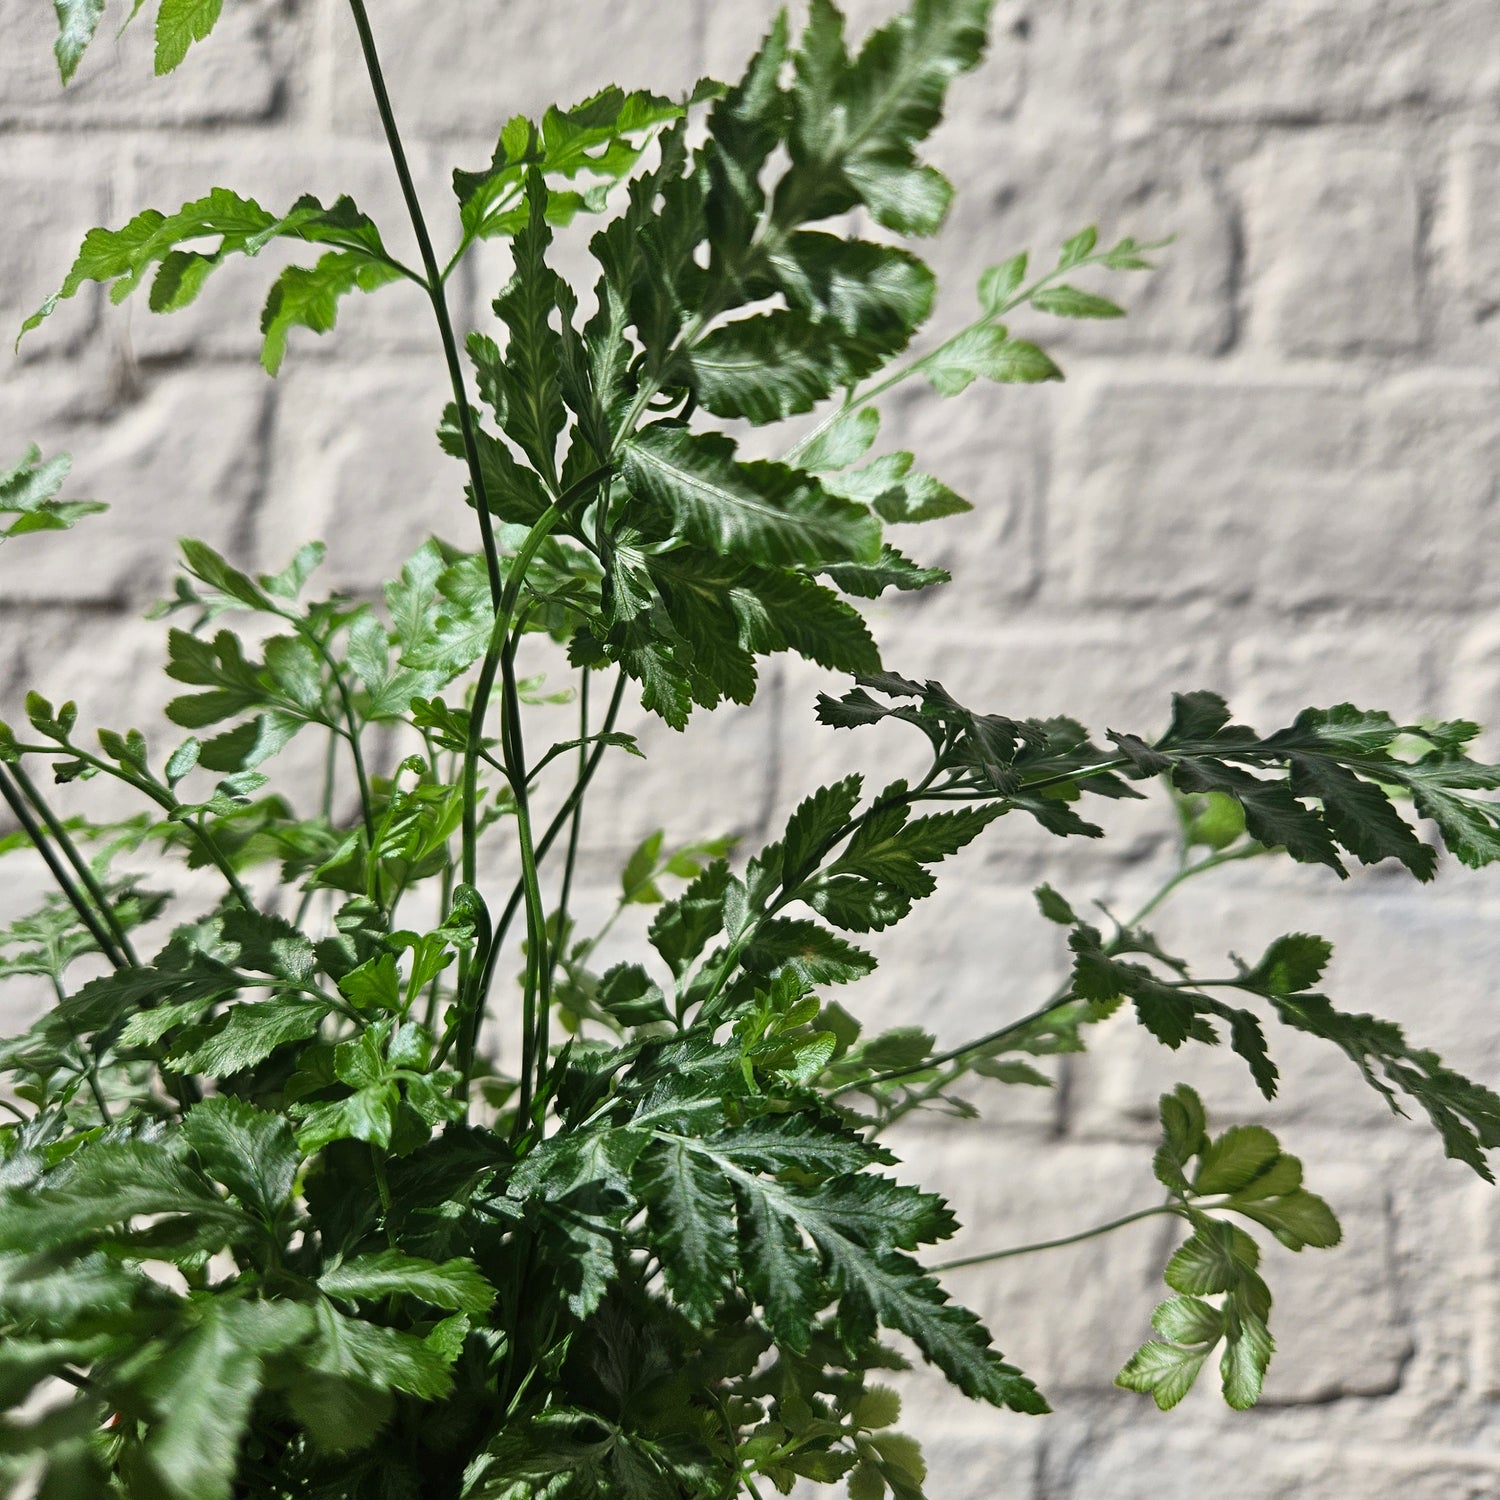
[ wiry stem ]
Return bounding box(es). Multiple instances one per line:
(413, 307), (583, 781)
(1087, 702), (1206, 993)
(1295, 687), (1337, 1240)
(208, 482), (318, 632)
(0, 763), (124, 966)
(343, 0), (502, 607)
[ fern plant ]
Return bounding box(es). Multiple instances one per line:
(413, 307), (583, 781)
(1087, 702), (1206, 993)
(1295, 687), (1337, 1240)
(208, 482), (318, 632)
(2, 1), (1498, 1496)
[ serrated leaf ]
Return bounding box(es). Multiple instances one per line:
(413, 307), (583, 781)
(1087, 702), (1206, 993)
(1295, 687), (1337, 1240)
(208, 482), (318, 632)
(1220, 1306), (1274, 1410)
(0, 447), (106, 540)
(52, 0), (106, 83)
(795, 406), (881, 473)
(139, 1300), (309, 1500)
(1165, 1222), (1260, 1297)
(825, 543), (948, 598)
(782, 0), (992, 236)
(318, 1251), (495, 1315)
(1115, 1338), (1209, 1411)
(780, 777), (862, 891)
(691, 309), (886, 424)
(1193, 1126), (1281, 1196)
(181, 1096), (298, 1225)
(1034, 884), (1076, 925)
(624, 425), (880, 569)
(154, 0), (222, 74)
(978, 252), (1027, 314)
(260, 251), (404, 374)
(638, 1136), (737, 1323)
(166, 997), (328, 1077)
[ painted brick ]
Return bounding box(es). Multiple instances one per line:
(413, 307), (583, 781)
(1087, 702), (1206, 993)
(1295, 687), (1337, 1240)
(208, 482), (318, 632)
(1025, 0), (1500, 124)
(1240, 137), (1422, 356)
(895, 1133), (1166, 1391)
(330, 0), (707, 139)
(4, 0), (1500, 1480)
(255, 358), (466, 593)
(1225, 629), (1435, 730)
(0, 142), (109, 367)
(0, 369), (270, 605)
(1451, 130), (1500, 313)
(1046, 376), (1485, 609)
(0, 0), (280, 127)
(1053, 1429), (1500, 1500)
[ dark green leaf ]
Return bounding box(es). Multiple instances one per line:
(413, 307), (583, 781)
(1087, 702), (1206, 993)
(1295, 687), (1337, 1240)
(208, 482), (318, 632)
(181, 1096), (299, 1225)
(624, 425), (881, 569)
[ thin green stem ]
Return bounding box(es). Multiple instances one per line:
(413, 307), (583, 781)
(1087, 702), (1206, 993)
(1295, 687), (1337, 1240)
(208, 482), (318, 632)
(833, 834), (1266, 1108)
(547, 670), (590, 990)
(487, 671), (628, 965)
(460, 508), (563, 890)
(292, 621), (377, 851)
(497, 636), (549, 1126)
(294, 729), (342, 929)
(344, 0), (503, 607)
(932, 1203), (1183, 1272)
(785, 246), (1161, 465)
(10, 763), (138, 965)
(0, 764), (124, 966)
(10, 742), (256, 909)
(370, 1145), (397, 1249)
(1126, 844), (1265, 929)
(51, 973), (113, 1124)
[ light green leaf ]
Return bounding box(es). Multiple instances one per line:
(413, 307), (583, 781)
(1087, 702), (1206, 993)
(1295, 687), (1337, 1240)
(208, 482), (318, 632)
(978, 252), (1027, 314)
(154, 0), (222, 74)
(0, 446), (105, 540)
(1029, 284), (1124, 318)
(139, 1300), (310, 1500)
(923, 326), (1062, 397)
(1115, 1338), (1210, 1411)
(318, 1251), (495, 1315)
(260, 251), (405, 375)
(166, 997), (329, 1077)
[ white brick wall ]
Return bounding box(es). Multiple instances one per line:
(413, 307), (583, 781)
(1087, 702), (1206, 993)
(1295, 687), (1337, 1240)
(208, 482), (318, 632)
(4, 1), (1500, 1492)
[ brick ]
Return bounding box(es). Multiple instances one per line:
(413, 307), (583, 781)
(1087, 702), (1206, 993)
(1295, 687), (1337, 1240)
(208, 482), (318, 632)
(1450, 131), (1500, 313)
(1226, 629), (1435, 731)
(331, 0), (706, 139)
(1253, 1162), (1413, 1404)
(1240, 137), (1422, 356)
(1053, 1429), (1500, 1500)
(928, 125), (1234, 357)
(0, 369), (270, 605)
(255, 358), (465, 594)
(0, 140), (109, 368)
(863, 380), (1044, 618)
(1046, 376), (1492, 609)
(1367, 374), (1500, 607)
(0, 0), (279, 127)
(1026, 0), (1500, 124)
(894, 1133), (1165, 1392)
